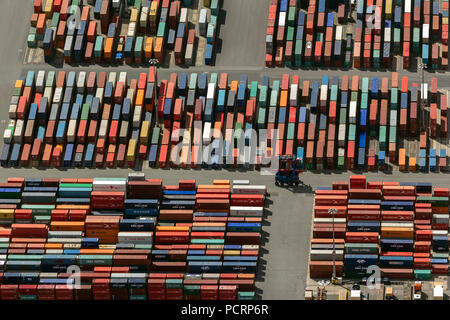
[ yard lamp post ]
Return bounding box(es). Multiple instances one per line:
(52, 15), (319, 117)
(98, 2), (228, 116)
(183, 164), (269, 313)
(329, 208), (338, 283)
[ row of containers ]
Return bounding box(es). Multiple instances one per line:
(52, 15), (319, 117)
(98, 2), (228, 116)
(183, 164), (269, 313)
(309, 175), (449, 280)
(0, 174), (267, 300)
(266, 0), (450, 70)
(2, 69), (447, 172)
(30, 0), (220, 66)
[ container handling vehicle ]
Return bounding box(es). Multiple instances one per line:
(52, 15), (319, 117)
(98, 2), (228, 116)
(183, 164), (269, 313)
(275, 155), (303, 186)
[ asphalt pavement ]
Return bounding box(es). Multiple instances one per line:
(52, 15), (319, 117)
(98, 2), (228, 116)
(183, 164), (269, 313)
(2, 0), (450, 300)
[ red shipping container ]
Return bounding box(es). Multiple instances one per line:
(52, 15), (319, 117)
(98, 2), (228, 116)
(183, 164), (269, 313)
(345, 232), (379, 243)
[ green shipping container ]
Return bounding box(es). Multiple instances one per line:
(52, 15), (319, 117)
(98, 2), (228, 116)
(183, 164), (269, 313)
(166, 279), (183, 289)
(250, 81), (258, 98)
(339, 109), (347, 124)
(151, 127), (161, 144)
(389, 126), (397, 143)
(286, 26), (295, 42)
(22, 204), (55, 215)
(288, 6), (296, 26)
(330, 85), (338, 101)
(50, 13), (60, 28)
(78, 255), (113, 266)
(189, 73), (198, 89)
(157, 22), (166, 38)
(259, 86), (267, 107)
(184, 285), (201, 296)
(295, 39), (303, 66)
(372, 50), (380, 68)
(238, 291), (255, 300)
(379, 126), (387, 149)
(345, 243), (379, 254)
(390, 88), (398, 109)
(60, 183), (92, 188)
(209, 73), (218, 85)
(351, 91), (358, 102)
(416, 197), (449, 206)
(287, 123), (295, 140)
(190, 238), (225, 244)
(211, 0), (219, 15)
(414, 269), (431, 280)
(28, 33), (37, 48)
(337, 155), (345, 169)
(361, 78), (369, 93)
(257, 107), (266, 128)
(348, 125), (356, 141)
(360, 93), (368, 109)
(94, 36), (103, 57)
(46, 71), (55, 88)
(81, 104), (90, 120)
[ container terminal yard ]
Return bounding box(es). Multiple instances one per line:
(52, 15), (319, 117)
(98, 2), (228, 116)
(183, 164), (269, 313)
(0, 0), (450, 304)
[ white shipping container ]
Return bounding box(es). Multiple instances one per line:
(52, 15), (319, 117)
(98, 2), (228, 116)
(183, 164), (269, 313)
(432, 230), (448, 236)
(404, 0), (411, 13)
(126, 89), (135, 102)
(92, 180), (127, 192)
(310, 250), (344, 261)
(9, 105), (17, 119)
(13, 119), (24, 143)
(47, 238), (82, 244)
(384, 27), (391, 42)
(67, 119), (77, 143)
(423, 24), (429, 40)
(111, 273), (147, 279)
(96, 88), (104, 104)
(140, 7), (149, 27)
(180, 8), (188, 23)
(108, 72), (117, 85)
(44, 87), (54, 104)
(98, 119), (109, 138)
(381, 222), (414, 228)
(118, 232), (153, 244)
(421, 83), (428, 101)
(53, 87), (63, 105)
(112, 0), (121, 8)
(45, 249), (64, 254)
(185, 43), (193, 66)
(128, 22), (136, 38)
(335, 25), (343, 41)
(278, 12), (286, 27)
(338, 148), (345, 158)
(232, 185), (267, 195)
(119, 72), (127, 85)
(314, 218), (347, 223)
(320, 84), (328, 102)
(338, 124), (346, 147)
(202, 122), (212, 144)
(434, 286), (443, 300)
(389, 110), (397, 126)
(290, 84), (298, 106)
(230, 206), (264, 217)
(349, 101), (357, 123)
(133, 106), (142, 128)
(77, 71), (86, 93)
(233, 180), (250, 185)
(36, 70), (46, 93)
(3, 128), (12, 144)
(207, 83), (216, 100)
(199, 9), (208, 24)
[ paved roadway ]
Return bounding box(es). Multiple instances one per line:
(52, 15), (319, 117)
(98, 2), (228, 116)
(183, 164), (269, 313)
(2, 0), (450, 300)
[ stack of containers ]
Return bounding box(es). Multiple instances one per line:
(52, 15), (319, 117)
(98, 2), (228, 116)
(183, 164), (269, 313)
(403, 0), (411, 69)
(379, 183), (415, 280)
(204, 0), (220, 65)
(305, 81), (317, 169)
(357, 77), (369, 170)
(21, 179), (57, 225)
(265, 0), (278, 67)
(344, 176), (380, 279)
(274, 0), (287, 66)
(347, 76), (358, 170)
(309, 183), (347, 278)
(442, 1), (449, 68)
(388, 73), (398, 164)
(337, 76), (348, 170)
(417, 190), (449, 277)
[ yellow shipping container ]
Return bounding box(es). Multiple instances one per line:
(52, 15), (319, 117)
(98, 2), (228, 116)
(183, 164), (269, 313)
(150, 1), (158, 22)
(0, 209), (14, 219)
(381, 227), (414, 238)
(213, 180), (230, 185)
(443, 17), (449, 25)
(230, 80), (239, 92)
(144, 37), (154, 59)
(154, 37), (164, 59)
(127, 139), (137, 161)
(15, 80), (23, 88)
(204, 0), (211, 7)
(79, 249), (115, 255)
(156, 226), (190, 231)
(135, 89), (145, 106)
(140, 121), (150, 145)
(223, 250), (241, 256)
(385, 0), (393, 19)
(130, 8), (139, 23)
(44, 0), (53, 18)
